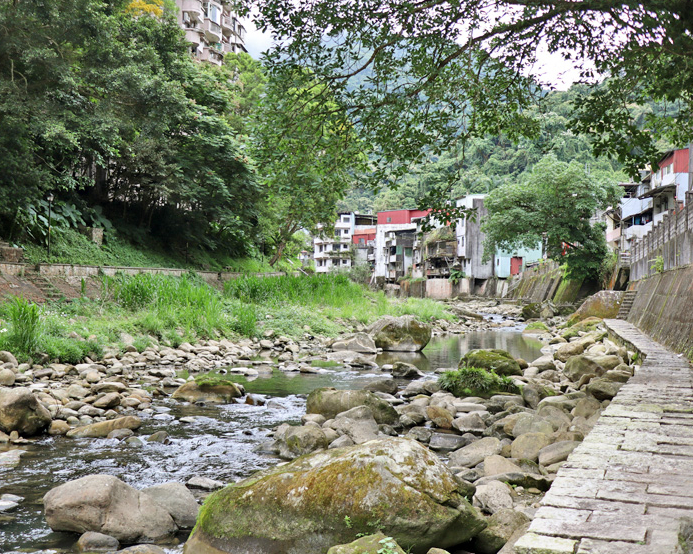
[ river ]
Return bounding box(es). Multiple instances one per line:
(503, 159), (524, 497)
(0, 318), (542, 553)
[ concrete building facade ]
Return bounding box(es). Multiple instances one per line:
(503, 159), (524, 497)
(314, 213), (377, 273)
(175, 0), (247, 66)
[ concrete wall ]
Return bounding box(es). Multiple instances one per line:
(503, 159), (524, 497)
(627, 265), (693, 357)
(508, 262), (596, 304)
(0, 262), (287, 284)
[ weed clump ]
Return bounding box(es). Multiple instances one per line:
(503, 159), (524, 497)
(438, 367), (520, 398)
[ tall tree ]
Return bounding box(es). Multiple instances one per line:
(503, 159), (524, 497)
(481, 156), (623, 280)
(237, 0), (693, 206)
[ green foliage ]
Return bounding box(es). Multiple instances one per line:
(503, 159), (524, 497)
(449, 268), (464, 285)
(1, 297), (42, 357)
(438, 367), (520, 398)
(0, 1), (260, 257)
(482, 156), (622, 281)
(651, 255), (665, 274)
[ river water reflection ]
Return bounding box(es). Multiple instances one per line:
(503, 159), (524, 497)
(1, 322), (542, 553)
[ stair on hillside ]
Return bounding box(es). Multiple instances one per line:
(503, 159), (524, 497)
(617, 290), (637, 320)
(25, 272), (64, 303)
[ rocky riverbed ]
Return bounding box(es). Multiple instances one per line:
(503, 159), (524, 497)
(0, 298), (631, 554)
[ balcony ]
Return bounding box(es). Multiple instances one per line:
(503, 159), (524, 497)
(181, 0), (203, 21)
(622, 222), (652, 243)
(236, 22), (246, 41)
(200, 46), (223, 65)
(621, 196), (652, 220)
(203, 18), (222, 42)
(184, 28), (202, 46)
(221, 15), (234, 36)
(314, 252), (329, 260)
(606, 227), (621, 243)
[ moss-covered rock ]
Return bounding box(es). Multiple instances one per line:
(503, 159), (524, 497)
(459, 350), (522, 377)
(521, 303), (541, 320)
(171, 380), (244, 404)
(306, 388), (398, 425)
(522, 322), (549, 335)
(327, 533), (406, 554)
(368, 316), (431, 352)
(185, 438), (486, 554)
(566, 291), (622, 326)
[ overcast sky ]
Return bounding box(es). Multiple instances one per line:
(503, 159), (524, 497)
(243, 20), (584, 91)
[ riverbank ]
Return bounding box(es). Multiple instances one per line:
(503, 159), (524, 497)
(0, 290), (642, 554)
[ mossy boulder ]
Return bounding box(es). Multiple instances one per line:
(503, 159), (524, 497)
(522, 322), (549, 335)
(368, 316), (431, 352)
(171, 380), (244, 404)
(566, 291), (622, 326)
(306, 388), (398, 425)
(562, 317), (604, 340)
(521, 303), (541, 320)
(185, 438), (486, 554)
(459, 350), (522, 377)
(327, 533), (406, 554)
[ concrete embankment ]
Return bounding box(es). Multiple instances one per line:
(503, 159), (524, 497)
(626, 264), (693, 358)
(508, 263), (598, 305)
(514, 319), (693, 554)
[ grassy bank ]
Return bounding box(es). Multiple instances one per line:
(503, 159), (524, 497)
(20, 227), (299, 273)
(0, 273), (454, 364)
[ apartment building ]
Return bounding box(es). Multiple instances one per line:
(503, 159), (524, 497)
(175, 0), (247, 66)
(314, 213), (377, 273)
(373, 209), (430, 281)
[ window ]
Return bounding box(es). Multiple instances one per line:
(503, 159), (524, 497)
(342, 259), (348, 265)
(342, 215), (350, 223)
(386, 217), (392, 223)
(359, 238), (365, 244)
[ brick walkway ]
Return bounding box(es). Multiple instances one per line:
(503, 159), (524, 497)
(514, 319), (693, 554)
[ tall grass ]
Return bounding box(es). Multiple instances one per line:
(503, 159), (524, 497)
(1, 296), (42, 356)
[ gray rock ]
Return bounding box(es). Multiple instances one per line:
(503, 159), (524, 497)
(327, 532), (406, 554)
(330, 333), (377, 354)
(368, 315), (432, 352)
(276, 425), (328, 459)
(0, 351), (18, 366)
(452, 412), (486, 434)
(391, 361), (424, 379)
(563, 355), (605, 382)
(364, 378), (398, 395)
(66, 416), (141, 439)
(186, 476), (225, 491)
(0, 387), (52, 436)
(76, 531), (120, 552)
(429, 432), (472, 452)
(449, 437), (502, 468)
(510, 433), (552, 462)
(328, 434), (355, 449)
(471, 508), (531, 554)
(530, 355), (556, 371)
(143, 482), (199, 529)
(331, 406), (379, 444)
(43, 474), (177, 542)
(483, 454), (523, 476)
(572, 397), (601, 419)
(538, 440), (580, 466)
(473, 480), (514, 514)
(0, 368), (16, 386)
(306, 388), (398, 424)
(585, 378), (623, 400)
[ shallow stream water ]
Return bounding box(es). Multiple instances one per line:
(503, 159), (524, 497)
(0, 317), (542, 553)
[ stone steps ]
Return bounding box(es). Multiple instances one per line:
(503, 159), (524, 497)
(616, 291), (637, 320)
(25, 273), (64, 302)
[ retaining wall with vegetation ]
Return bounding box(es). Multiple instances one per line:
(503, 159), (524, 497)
(627, 264), (693, 357)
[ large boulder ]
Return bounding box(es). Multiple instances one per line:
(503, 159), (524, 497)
(306, 388), (398, 425)
(563, 356), (605, 383)
(0, 387), (52, 436)
(368, 316), (431, 352)
(171, 380), (244, 403)
(43, 474), (177, 542)
(330, 333), (377, 354)
(184, 438), (486, 554)
(566, 291), (622, 326)
(459, 350), (522, 377)
(66, 416), (141, 439)
(143, 482), (199, 529)
(471, 508), (531, 554)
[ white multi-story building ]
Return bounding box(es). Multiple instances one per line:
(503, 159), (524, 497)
(175, 0), (247, 66)
(314, 213), (377, 273)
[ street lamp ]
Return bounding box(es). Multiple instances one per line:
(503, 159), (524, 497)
(46, 193), (54, 260)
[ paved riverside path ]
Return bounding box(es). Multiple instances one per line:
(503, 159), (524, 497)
(514, 319), (693, 554)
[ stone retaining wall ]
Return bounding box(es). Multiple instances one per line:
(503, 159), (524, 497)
(627, 264), (693, 358)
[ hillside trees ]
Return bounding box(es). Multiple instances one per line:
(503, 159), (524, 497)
(0, 0), (259, 257)
(240, 0), (693, 211)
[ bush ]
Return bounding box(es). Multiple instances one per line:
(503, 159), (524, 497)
(1, 297), (42, 357)
(438, 367), (520, 398)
